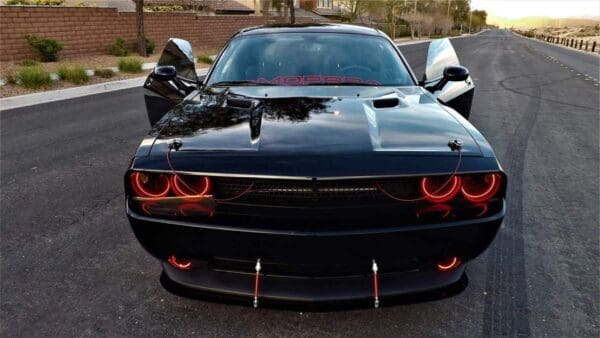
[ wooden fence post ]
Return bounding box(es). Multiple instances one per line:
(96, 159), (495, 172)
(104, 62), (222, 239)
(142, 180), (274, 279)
(592, 41), (597, 53)
(585, 41), (589, 51)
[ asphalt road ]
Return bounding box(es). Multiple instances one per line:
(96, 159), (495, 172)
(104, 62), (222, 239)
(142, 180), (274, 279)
(1, 29), (598, 337)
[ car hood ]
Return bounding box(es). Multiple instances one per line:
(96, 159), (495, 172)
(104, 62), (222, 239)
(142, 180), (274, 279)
(148, 86), (481, 156)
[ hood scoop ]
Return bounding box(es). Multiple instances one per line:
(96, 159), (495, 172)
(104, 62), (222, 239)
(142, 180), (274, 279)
(372, 92), (406, 109)
(373, 97), (400, 109)
(225, 97), (255, 109)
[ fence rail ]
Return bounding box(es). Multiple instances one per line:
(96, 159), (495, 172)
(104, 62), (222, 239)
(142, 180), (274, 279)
(514, 30), (599, 54)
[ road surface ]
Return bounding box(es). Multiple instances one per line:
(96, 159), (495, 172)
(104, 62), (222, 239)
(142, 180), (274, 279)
(1, 29), (598, 336)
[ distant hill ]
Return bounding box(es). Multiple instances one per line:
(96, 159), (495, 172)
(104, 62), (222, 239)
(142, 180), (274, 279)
(489, 15), (600, 29)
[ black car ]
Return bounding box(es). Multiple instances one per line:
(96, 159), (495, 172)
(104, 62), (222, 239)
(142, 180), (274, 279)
(126, 24), (505, 308)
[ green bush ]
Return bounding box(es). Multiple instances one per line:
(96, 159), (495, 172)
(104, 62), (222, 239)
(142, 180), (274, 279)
(145, 38), (155, 55)
(144, 5), (184, 12)
(16, 65), (52, 89)
(6, 0), (30, 5)
(118, 57), (142, 73)
(25, 35), (63, 62)
(33, 0), (65, 5)
(7, 0), (65, 6)
(136, 37), (155, 55)
(57, 65), (89, 84)
(197, 54), (213, 65)
(94, 68), (115, 78)
(110, 38), (129, 57)
(18, 59), (38, 66)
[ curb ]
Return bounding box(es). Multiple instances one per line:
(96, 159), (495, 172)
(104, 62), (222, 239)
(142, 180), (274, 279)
(394, 29), (489, 46)
(0, 68), (209, 111)
(511, 31), (600, 58)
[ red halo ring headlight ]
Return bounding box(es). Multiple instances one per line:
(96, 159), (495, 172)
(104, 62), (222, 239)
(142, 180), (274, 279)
(420, 176), (462, 203)
(130, 172), (170, 198)
(461, 173), (501, 203)
(171, 175), (211, 201)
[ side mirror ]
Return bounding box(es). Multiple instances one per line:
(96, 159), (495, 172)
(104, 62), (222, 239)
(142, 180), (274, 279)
(153, 65), (176, 81)
(443, 65), (469, 82)
(425, 65), (469, 92)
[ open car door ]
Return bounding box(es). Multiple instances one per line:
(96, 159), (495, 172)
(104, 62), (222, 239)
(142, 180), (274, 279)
(422, 39), (474, 119)
(143, 38), (201, 126)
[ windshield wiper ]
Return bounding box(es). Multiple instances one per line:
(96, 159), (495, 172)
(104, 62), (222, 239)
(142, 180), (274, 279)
(209, 81), (277, 87)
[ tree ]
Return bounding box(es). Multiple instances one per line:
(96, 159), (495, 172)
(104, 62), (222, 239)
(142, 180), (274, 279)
(337, 0), (368, 23)
(289, 0), (295, 23)
(134, 0), (146, 57)
(470, 10), (487, 32)
(385, 0), (403, 39)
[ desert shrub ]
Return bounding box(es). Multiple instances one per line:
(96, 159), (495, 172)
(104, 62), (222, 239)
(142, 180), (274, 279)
(33, 0), (65, 5)
(16, 65), (52, 88)
(18, 59), (38, 66)
(24, 35), (63, 62)
(57, 65), (89, 84)
(118, 57), (142, 73)
(136, 37), (155, 55)
(197, 54), (213, 65)
(144, 5), (184, 12)
(94, 68), (115, 78)
(145, 38), (156, 55)
(6, 0), (31, 5)
(74, 1), (87, 6)
(8, 0), (65, 5)
(110, 38), (129, 57)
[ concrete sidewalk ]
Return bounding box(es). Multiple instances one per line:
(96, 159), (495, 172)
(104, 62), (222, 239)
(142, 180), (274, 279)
(0, 68), (209, 111)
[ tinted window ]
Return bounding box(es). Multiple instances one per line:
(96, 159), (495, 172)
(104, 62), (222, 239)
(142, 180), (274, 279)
(208, 33), (413, 86)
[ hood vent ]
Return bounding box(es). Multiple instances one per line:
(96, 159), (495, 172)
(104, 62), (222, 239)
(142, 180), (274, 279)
(226, 97), (254, 109)
(373, 97), (400, 109)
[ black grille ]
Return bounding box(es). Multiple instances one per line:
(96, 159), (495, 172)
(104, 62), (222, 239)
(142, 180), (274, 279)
(213, 177), (419, 207)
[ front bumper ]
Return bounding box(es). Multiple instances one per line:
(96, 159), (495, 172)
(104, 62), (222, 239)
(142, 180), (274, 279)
(127, 203), (503, 304)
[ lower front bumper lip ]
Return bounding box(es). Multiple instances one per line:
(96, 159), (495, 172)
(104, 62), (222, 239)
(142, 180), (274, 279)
(161, 263), (467, 305)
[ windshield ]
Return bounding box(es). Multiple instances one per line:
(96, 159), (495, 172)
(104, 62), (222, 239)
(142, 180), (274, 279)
(207, 33), (414, 87)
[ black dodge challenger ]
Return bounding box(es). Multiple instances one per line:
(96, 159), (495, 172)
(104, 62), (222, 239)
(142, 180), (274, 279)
(126, 24), (505, 308)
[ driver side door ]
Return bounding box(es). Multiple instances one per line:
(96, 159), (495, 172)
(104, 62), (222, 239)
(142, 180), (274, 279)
(143, 38), (201, 126)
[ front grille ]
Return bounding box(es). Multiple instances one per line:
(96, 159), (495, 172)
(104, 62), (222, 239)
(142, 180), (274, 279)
(212, 177), (419, 207)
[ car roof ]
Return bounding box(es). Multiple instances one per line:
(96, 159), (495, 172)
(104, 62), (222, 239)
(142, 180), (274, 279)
(237, 23), (384, 38)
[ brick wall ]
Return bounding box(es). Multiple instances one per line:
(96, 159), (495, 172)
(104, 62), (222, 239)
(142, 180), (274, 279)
(0, 6), (318, 61)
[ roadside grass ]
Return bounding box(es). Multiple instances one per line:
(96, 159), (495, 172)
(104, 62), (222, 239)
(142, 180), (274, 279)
(118, 57), (143, 73)
(16, 65), (52, 89)
(57, 65), (89, 84)
(18, 59), (38, 67)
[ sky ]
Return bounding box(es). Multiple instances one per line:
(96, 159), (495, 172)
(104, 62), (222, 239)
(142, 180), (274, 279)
(470, 0), (600, 18)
